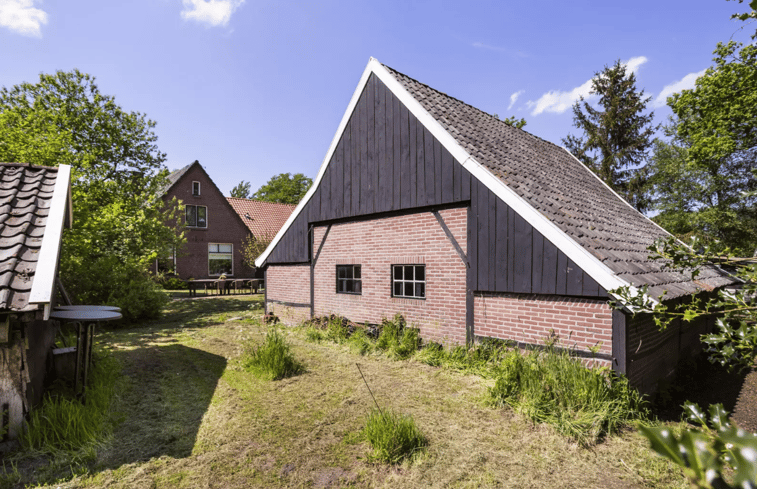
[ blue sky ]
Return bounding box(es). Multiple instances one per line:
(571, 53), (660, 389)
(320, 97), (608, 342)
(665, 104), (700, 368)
(1, 0), (753, 196)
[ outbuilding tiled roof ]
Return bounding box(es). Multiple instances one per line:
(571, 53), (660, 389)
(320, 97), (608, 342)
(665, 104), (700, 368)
(383, 64), (735, 299)
(227, 198), (295, 239)
(0, 163), (61, 311)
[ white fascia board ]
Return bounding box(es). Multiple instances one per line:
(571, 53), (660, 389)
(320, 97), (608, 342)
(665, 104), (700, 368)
(256, 59), (377, 267)
(29, 164), (72, 319)
(370, 62), (633, 297)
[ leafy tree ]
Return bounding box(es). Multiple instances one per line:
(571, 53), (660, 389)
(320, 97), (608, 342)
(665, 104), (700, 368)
(653, 41), (757, 254)
(729, 0), (757, 37)
(563, 60), (658, 212)
(230, 180), (251, 199)
(252, 172), (312, 205)
(240, 232), (275, 270)
(0, 69), (183, 321)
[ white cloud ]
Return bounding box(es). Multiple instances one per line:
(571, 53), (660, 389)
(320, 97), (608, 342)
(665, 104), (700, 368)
(0, 0), (47, 37)
(181, 0), (244, 27)
(653, 69), (706, 108)
(507, 90), (524, 110)
(527, 56), (649, 116)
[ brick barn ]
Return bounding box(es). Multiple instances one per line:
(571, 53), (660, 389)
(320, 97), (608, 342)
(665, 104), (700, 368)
(255, 58), (735, 392)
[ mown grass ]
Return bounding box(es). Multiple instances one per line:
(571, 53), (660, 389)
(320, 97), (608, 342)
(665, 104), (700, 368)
(1, 295), (689, 488)
(306, 314), (648, 446)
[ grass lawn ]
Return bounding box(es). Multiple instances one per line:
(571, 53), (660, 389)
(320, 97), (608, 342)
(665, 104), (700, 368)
(2, 295), (688, 488)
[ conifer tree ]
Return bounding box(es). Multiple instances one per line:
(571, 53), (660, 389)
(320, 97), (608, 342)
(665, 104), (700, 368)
(563, 60), (658, 212)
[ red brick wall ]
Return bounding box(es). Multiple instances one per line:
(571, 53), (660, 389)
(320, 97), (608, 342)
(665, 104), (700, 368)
(266, 265), (311, 325)
(474, 292), (613, 364)
(164, 164), (252, 279)
(312, 207), (468, 344)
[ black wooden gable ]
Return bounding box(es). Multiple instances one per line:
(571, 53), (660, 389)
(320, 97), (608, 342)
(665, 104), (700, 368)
(265, 73), (605, 298)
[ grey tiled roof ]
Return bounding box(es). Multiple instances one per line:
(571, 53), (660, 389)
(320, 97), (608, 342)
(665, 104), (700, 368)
(383, 65), (736, 299)
(160, 162), (192, 196)
(0, 163), (60, 311)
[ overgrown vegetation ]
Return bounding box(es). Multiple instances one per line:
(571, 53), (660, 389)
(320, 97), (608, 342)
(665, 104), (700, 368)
(489, 347), (647, 446)
(304, 314), (649, 446)
(20, 351), (121, 462)
(241, 327), (305, 380)
(362, 408), (428, 464)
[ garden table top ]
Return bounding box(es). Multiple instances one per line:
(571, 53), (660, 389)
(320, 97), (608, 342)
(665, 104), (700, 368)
(55, 305), (122, 312)
(50, 310), (123, 322)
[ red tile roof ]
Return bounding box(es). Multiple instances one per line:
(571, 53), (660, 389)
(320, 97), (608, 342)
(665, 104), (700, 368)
(226, 198), (295, 240)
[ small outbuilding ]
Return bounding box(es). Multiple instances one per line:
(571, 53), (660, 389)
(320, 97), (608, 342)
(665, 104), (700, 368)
(0, 162), (72, 442)
(256, 59), (735, 392)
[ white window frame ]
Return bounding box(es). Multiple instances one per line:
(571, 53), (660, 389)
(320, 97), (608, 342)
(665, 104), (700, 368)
(186, 204), (207, 228)
(208, 243), (233, 276)
(192, 181), (201, 196)
(391, 264), (426, 299)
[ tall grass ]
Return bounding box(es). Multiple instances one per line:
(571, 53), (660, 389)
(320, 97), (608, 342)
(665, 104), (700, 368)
(241, 328), (305, 380)
(21, 352), (121, 454)
(362, 408), (428, 464)
(415, 338), (512, 377)
(488, 347), (647, 446)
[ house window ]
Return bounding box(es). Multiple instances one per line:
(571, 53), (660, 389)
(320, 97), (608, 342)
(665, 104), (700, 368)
(392, 265), (425, 299)
(209, 243), (233, 276)
(192, 181), (201, 196)
(336, 265), (362, 294)
(186, 205), (207, 228)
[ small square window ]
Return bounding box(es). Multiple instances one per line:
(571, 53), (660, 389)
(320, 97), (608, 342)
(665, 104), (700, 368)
(336, 265), (362, 295)
(192, 181), (201, 196)
(392, 264), (425, 299)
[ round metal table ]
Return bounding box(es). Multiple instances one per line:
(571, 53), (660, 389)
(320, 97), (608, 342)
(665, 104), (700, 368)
(50, 309), (122, 401)
(55, 305), (122, 312)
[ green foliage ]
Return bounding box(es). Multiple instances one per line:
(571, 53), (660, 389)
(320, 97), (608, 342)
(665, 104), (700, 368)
(562, 60), (658, 212)
(347, 328), (374, 356)
(502, 115), (527, 129)
(488, 347), (647, 446)
(252, 172), (312, 205)
(415, 338), (512, 377)
(375, 315), (421, 360)
(362, 408), (428, 464)
(241, 328), (305, 380)
(656, 40), (757, 254)
(729, 0), (757, 32)
(157, 276), (188, 290)
(240, 232), (275, 269)
(61, 255), (168, 324)
(640, 402), (757, 488)
(0, 69), (184, 320)
(21, 352), (121, 454)
(230, 180), (251, 199)
(610, 236), (757, 370)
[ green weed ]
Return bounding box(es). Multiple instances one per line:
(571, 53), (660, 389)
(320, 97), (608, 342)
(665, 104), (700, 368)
(241, 328), (305, 380)
(362, 408), (428, 464)
(488, 347), (647, 446)
(415, 338), (511, 377)
(21, 352), (121, 453)
(375, 315), (420, 360)
(347, 328), (373, 356)
(305, 325), (324, 343)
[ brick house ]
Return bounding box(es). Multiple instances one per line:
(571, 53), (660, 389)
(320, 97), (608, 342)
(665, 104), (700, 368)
(160, 161), (295, 280)
(255, 59), (735, 392)
(1, 163), (72, 442)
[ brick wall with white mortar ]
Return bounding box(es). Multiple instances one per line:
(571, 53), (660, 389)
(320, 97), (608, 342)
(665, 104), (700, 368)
(266, 265), (311, 325)
(312, 207), (468, 344)
(474, 292), (613, 364)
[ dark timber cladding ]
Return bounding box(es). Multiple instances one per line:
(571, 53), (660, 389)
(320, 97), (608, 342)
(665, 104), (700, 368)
(266, 74), (606, 298)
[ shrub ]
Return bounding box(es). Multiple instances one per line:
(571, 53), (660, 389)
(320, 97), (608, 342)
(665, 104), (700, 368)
(60, 255), (168, 324)
(488, 346), (647, 445)
(241, 329), (304, 380)
(347, 328), (373, 356)
(362, 408), (428, 464)
(22, 352), (121, 453)
(158, 276), (187, 290)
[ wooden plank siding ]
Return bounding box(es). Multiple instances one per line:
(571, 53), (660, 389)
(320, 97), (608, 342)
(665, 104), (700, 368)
(265, 74), (606, 298)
